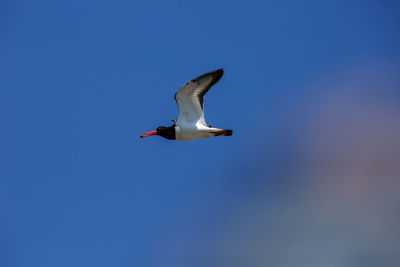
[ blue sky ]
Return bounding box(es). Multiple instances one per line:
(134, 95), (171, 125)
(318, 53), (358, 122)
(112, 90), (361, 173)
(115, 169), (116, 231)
(1, 1), (400, 266)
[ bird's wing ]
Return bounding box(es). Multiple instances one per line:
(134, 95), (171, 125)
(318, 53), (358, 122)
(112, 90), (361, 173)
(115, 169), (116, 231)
(174, 69), (223, 126)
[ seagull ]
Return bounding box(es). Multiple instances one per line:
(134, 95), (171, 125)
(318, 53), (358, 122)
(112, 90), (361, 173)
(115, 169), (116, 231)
(140, 69), (233, 141)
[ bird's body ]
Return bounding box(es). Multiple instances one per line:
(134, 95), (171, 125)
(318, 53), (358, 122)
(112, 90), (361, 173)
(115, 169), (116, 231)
(175, 124), (227, 141)
(140, 69), (233, 141)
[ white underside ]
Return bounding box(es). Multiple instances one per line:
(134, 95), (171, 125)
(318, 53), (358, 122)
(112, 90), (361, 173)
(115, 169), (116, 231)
(175, 123), (222, 141)
(173, 71), (226, 141)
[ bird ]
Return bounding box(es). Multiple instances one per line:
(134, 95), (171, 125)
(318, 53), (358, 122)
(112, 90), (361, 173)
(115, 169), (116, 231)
(140, 69), (233, 141)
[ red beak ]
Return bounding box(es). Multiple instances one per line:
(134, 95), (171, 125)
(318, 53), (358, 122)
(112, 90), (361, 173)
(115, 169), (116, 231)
(140, 130), (157, 138)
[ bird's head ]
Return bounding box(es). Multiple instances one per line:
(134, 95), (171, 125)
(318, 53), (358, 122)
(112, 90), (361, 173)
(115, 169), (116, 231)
(140, 126), (175, 140)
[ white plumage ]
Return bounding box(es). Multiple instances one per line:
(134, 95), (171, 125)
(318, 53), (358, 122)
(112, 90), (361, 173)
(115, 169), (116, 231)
(140, 69), (232, 141)
(174, 69), (228, 141)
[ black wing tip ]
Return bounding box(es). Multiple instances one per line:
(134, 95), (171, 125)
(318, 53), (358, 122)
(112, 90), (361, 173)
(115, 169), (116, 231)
(209, 68), (224, 82)
(206, 68), (223, 76)
(213, 68), (224, 76)
(193, 68), (224, 84)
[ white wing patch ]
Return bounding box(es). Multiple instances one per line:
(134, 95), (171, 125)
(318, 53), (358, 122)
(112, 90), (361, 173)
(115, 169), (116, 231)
(174, 69), (223, 127)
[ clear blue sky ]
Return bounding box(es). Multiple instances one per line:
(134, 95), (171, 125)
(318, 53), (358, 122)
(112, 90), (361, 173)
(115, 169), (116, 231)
(1, 1), (400, 266)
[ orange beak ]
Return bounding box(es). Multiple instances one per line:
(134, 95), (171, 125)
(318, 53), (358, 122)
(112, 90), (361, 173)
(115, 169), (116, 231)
(140, 130), (157, 138)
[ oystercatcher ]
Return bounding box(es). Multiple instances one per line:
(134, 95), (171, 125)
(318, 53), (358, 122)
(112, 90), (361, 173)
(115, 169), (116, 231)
(140, 69), (233, 141)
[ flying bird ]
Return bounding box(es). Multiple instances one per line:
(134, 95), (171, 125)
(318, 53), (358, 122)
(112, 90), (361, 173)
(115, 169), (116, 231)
(140, 69), (233, 141)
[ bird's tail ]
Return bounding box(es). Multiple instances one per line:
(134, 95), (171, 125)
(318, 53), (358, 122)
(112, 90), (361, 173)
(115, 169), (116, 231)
(214, 129), (233, 136)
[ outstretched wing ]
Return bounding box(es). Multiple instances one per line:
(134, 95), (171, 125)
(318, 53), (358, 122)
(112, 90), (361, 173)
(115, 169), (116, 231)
(174, 69), (224, 126)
